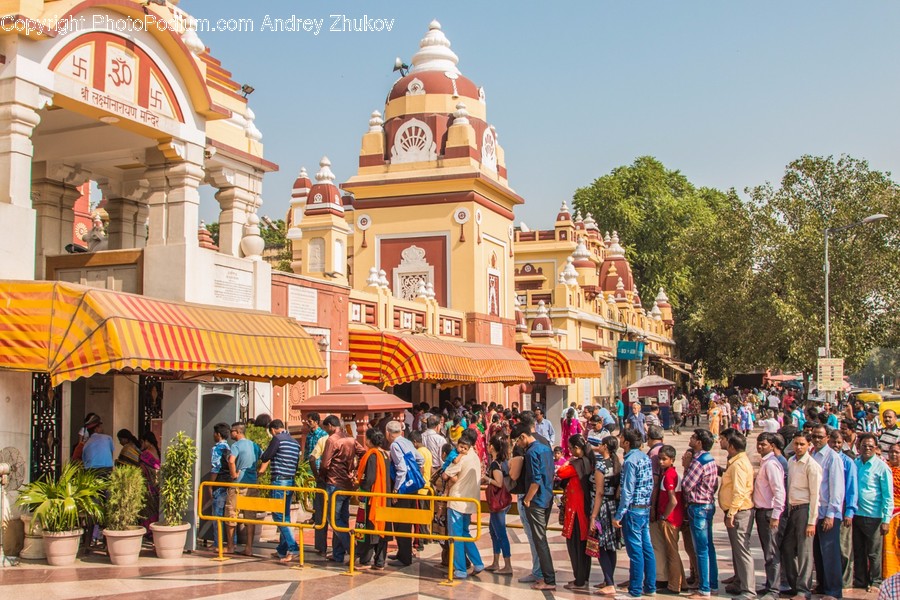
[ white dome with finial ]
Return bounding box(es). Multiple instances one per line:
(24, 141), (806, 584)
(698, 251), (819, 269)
(347, 364), (364, 385)
(410, 20), (460, 74)
(607, 231), (625, 256)
(583, 212), (598, 231)
(306, 156), (343, 215)
(368, 111), (384, 132)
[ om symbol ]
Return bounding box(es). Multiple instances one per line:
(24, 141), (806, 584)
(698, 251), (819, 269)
(108, 58), (133, 87)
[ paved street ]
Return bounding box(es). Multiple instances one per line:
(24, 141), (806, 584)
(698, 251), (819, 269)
(0, 421), (881, 600)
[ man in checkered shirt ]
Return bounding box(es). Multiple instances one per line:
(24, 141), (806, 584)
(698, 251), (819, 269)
(682, 429), (720, 599)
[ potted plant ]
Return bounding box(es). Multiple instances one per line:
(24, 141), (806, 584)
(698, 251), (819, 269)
(15, 463), (105, 566)
(102, 465), (147, 565)
(150, 431), (197, 558)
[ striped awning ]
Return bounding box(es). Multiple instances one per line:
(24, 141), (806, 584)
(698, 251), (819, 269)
(349, 329), (533, 386)
(0, 280), (327, 386)
(521, 344), (603, 379)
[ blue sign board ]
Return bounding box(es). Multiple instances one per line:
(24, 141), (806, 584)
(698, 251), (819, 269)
(617, 341), (645, 361)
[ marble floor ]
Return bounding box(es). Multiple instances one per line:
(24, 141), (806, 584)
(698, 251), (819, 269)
(0, 425), (883, 600)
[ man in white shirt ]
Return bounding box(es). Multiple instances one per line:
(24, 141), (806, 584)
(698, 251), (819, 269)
(671, 394), (685, 434)
(758, 410), (780, 434)
(782, 432), (823, 600)
(443, 429), (484, 579)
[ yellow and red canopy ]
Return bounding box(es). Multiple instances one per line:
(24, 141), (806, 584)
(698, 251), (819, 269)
(0, 280), (326, 385)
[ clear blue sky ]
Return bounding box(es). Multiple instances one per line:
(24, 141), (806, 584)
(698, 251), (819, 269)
(185, 0), (900, 229)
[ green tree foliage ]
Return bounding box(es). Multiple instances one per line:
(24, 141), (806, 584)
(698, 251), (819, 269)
(573, 154), (899, 381)
(852, 347), (900, 389)
(749, 155), (900, 375)
(159, 431), (197, 526)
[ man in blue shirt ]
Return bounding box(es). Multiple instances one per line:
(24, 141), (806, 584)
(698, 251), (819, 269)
(259, 419), (302, 562)
(303, 412), (329, 552)
(514, 421), (556, 591)
(534, 408), (555, 446)
(614, 428), (656, 598)
(81, 413), (114, 472)
(597, 404), (617, 430)
(828, 428), (859, 589)
(616, 397), (626, 431)
(209, 422), (232, 548)
(627, 402), (647, 442)
(227, 422), (262, 556)
(809, 424), (845, 599)
(852, 433), (895, 592)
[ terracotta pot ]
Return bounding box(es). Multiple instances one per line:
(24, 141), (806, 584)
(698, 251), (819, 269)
(103, 527), (146, 565)
(42, 530), (82, 566)
(149, 522), (190, 559)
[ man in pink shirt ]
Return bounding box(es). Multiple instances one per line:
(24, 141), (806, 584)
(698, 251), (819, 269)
(753, 432), (786, 599)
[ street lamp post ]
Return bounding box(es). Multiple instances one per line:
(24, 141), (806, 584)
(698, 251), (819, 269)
(823, 213), (889, 402)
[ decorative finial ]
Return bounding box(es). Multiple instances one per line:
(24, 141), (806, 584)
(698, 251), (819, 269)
(368, 111), (384, 133)
(366, 267), (380, 287)
(425, 282), (435, 300)
(559, 200), (569, 213)
(378, 269), (390, 289)
(347, 364), (363, 385)
(453, 102), (469, 124)
(656, 287), (669, 303)
(416, 281), (428, 299)
(410, 19), (460, 74)
(299, 166), (308, 179)
(537, 299), (548, 317)
(316, 156), (335, 184)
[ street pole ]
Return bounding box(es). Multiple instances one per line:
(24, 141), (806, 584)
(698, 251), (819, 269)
(823, 229), (831, 405)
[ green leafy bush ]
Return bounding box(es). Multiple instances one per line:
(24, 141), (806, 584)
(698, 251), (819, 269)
(159, 431), (197, 526)
(16, 463), (106, 533)
(244, 424), (271, 495)
(105, 465), (147, 530)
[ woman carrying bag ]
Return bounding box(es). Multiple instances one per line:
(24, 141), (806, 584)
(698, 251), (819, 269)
(483, 435), (513, 575)
(355, 428), (391, 570)
(557, 434), (596, 591)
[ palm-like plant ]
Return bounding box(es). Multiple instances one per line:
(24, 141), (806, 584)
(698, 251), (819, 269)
(16, 463), (107, 533)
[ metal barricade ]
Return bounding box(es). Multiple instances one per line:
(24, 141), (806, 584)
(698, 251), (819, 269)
(479, 486), (565, 532)
(329, 489), (481, 586)
(197, 481), (327, 568)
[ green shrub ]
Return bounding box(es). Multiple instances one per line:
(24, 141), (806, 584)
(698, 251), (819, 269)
(159, 431), (197, 526)
(105, 465), (147, 531)
(16, 463), (106, 533)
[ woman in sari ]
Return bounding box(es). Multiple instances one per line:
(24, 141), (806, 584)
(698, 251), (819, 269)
(708, 401), (721, 439)
(116, 429), (142, 467)
(883, 443), (900, 578)
(558, 434), (595, 591)
(356, 427), (390, 570)
(139, 431), (161, 530)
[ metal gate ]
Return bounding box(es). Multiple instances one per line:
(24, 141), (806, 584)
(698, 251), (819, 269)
(31, 372), (62, 482)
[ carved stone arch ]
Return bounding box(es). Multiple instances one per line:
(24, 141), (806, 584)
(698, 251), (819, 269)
(481, 127), (497, 172)
(390, 118), (437, 164)
(393, 244), (434, 301)
(308, 237), (325, 272)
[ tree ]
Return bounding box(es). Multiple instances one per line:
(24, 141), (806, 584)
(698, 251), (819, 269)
(573, 156), (736, 374)
(748, 155), (900, 375)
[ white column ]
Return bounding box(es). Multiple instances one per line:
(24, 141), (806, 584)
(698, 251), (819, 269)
(207, 166), (262, 257)
(99, 178), (150, 250)
(31, 162), (90, 277)
(0, 81), (45, 279)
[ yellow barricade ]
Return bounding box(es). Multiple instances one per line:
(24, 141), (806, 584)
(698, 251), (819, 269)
(329, 489), (481, 586)
(197, 481), (327, 568)
(479, 486), (565, 532)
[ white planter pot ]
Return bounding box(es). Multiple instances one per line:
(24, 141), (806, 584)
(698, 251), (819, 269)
(20, 514), (45, 560)
(103, 527), (146, 566)
(149, 522), (190, 559)
(42, 530), (82, 566)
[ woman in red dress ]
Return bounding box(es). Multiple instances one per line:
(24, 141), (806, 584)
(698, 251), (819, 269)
(558, 433), (595, 591)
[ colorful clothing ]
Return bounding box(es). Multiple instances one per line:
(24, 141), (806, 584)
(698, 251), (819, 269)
(139, 449), (161, 529)
(615, 449), (653, 521)
(884, 466), (900, 578)
(304, 426), (328, 467)
(558, 457), (592, 541)
(593, 457), (623, 551)
(560, 416), (582, 457)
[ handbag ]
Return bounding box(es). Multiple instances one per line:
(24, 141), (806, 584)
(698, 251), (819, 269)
(585, 527), (600, 558)
(486, 482), (512, 512)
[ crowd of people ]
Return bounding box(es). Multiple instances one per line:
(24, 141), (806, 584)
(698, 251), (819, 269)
(75, 387), (900, 600)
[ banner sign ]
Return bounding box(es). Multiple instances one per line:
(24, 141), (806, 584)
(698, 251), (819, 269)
(617, 341), (645, 361)
(817, 358), (844, 392)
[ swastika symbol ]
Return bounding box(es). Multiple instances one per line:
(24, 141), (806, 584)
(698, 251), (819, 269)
(71, 56), (88, 79)
(149, 89), (163, 110)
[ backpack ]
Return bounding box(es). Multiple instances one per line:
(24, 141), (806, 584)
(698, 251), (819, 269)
(391, 450), (425, 495)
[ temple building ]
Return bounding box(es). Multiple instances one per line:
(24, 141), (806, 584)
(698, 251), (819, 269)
(0, 0), (326, 537)
(283, 21), (683, 427)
